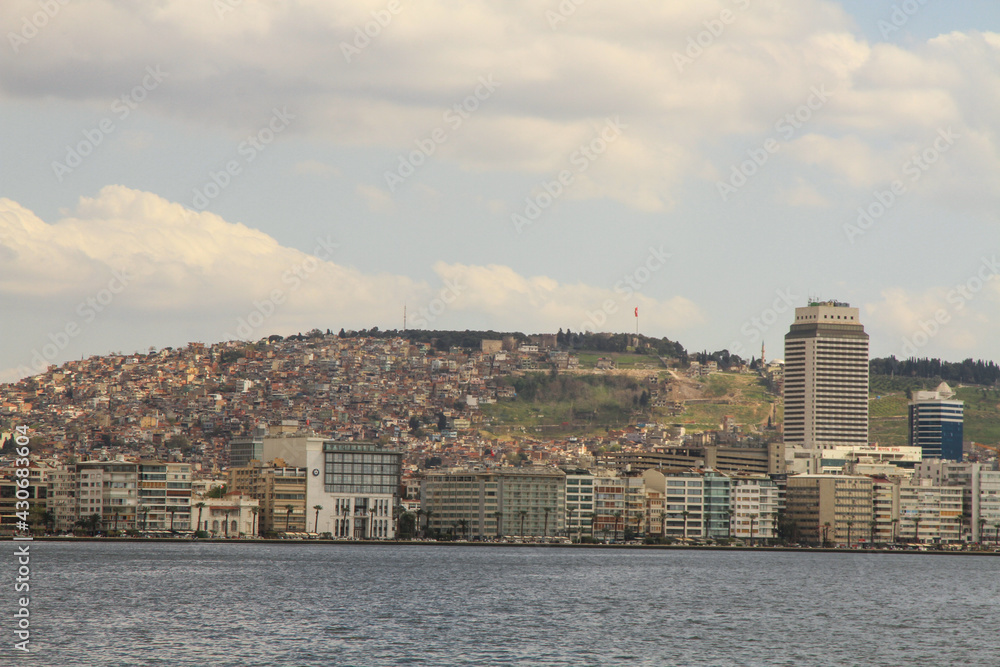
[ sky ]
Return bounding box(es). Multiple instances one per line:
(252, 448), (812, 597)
(1, 0), (999, 382)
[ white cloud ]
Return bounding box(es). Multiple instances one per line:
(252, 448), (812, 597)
(4, 1), (996, 210)
(0, 188), (701, 376)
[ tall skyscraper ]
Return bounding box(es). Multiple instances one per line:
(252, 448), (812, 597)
(783, 300), (869, 450)
(909, 382), (964, 461)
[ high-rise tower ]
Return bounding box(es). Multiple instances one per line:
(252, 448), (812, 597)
(783, 300), (869, 450)
(909, 382), (964, 461)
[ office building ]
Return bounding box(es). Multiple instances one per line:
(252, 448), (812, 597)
(909, 382), (964, 461)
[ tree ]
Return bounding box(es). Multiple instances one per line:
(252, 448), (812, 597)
(519, 510), (527, 539)
(206, 485), (227, 499)
(224, 509), (232, 538)
(194, 502), (206, 535)
(457, 518), (468, 541)
(369, 506), (378, 539)
(285, 504), (295, 533)
(543, 507), (551, 539)
(681, 510), (690, 542)
(424, 509), (434, 538)
(494, 511), (502, 539)
(846, 519), (853, 548)
(313, 505), (323, 533)
(614, 511), (623, 542)
(250, 506), (259, 537)
(912, 516), (922, 543)
(168, 506), (176, 532)
(822, 522), (832, 547)
(415, 508), (425, 538)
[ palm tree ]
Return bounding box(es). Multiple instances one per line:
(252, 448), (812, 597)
(912, 516), (922, 544)
(723, 509), (733, 540)
(891, 518), (899, 545)
(543, 507), (551, 539)
(195, 502), (206, 535)
(111, 509), (120, 534)
(978, 518), (987, 544)
(614, 511), (623, 542)
(822, 522), (832, 547)
(681, 510), (690, 542)
(415, 508), (425, 538)
(493, 511), (502, 539)
(250, 506), (259, 537)
(457, 518), (468, 540)
(224, 509), (232, 538)
(424, 509), (434, 538)
(846, 519), (853, 548)
(313, 505), (323, 533)
(168, 506), (176, 533)
(518, 510), (527, 539)
(870, 519), (878, 547)
(369, 506), (378, 539)
(285, 504), (295, 533)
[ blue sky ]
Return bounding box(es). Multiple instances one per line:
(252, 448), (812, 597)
(2, 0), (999, 381)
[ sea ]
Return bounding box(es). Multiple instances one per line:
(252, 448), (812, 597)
(2, 542), (998, 666)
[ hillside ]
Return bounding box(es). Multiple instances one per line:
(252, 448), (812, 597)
(483, 366), (1000, 447)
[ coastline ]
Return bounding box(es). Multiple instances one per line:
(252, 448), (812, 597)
(17, 536), (1000, 555)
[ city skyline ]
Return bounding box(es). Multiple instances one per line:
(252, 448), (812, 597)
(3, 1), (1000, 382)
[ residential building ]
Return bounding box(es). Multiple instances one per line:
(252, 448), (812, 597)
(421, 466), (565, 539)
(565, 470), (595, 541)
(75, 461), (139, 532)
(729, 475), (780, 543)
(228, 462), (307, 534)
(643, 469), (704, 540)
(785, 474), (873, 546)
(137, 461), (192, 531)
(783, 301), (869, 450)
(899, 479), (963, 544)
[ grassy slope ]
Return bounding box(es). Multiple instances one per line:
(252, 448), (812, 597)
(480, 365), (1000, 444)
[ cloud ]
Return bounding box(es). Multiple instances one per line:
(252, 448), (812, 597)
(864, 265), (1000, 358)
(4, 2), (997, 209)
(0, 188), (701, 377)
(294, 159), (340, 176)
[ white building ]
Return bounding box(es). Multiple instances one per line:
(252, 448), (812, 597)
(899, 479), (963, 544)
(193, 495), (259, 537)
(730, 475), (781, 542)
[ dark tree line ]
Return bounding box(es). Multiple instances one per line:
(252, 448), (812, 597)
(870, 356), (1000, 386)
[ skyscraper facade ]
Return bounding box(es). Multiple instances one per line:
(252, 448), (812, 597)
(909, 382), (964, 461)
(783, 300), (869, 450)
